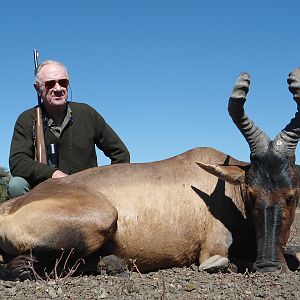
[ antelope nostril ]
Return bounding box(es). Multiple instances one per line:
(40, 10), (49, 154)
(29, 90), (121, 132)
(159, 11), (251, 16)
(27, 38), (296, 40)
(253, 259), (281, 273)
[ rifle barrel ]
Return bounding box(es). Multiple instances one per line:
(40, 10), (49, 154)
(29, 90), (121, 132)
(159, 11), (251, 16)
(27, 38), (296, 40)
(33, 49), (47, 164)
(33, 49), (39, 70)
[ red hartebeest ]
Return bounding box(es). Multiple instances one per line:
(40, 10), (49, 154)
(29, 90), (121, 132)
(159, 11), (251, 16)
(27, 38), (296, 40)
(0, 69), (300, 279)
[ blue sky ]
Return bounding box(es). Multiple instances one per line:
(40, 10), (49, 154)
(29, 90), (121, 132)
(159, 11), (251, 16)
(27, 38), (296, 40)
(1, 1), (300, 169)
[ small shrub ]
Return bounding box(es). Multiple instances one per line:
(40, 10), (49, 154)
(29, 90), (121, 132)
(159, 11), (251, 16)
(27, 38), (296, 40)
(0, 167), (10, 202)
(0, 184), (9, 203)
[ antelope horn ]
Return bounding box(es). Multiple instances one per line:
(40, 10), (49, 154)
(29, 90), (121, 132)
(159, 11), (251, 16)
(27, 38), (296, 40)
(228, 72), (270, 157)
(273, 68), (300, 157)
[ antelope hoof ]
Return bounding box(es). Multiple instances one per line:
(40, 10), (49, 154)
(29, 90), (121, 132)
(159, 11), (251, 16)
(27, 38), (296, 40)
(1, 255), (37, 281)
(199, 255), (230, 273)
(97, 254), (128, 277)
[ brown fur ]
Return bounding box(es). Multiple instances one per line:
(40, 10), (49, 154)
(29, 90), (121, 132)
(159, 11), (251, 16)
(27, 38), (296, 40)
(0, 147), (253, 273)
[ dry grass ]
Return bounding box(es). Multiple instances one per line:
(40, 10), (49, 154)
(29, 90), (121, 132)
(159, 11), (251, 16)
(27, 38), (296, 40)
(26, 249), (85, 283)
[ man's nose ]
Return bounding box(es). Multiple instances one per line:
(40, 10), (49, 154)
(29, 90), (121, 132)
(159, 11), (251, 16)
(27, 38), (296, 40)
(53, 82), (63, 91)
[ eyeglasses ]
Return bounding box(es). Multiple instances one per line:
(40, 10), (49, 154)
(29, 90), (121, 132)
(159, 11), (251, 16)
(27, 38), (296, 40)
(44, 79), (69, 89)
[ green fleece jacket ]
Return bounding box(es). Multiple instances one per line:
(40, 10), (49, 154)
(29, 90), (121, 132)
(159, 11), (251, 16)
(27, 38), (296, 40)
(9, 102), (130, 187)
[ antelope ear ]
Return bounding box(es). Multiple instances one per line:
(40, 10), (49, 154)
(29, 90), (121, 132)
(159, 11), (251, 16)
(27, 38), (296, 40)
(196, 161), (247, 185)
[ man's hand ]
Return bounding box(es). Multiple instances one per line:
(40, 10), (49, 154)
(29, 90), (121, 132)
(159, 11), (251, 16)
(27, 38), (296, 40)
(52, 170), (68, 178)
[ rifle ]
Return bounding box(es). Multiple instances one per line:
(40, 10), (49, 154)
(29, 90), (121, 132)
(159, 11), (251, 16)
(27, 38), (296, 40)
(33, 49), (47, 164)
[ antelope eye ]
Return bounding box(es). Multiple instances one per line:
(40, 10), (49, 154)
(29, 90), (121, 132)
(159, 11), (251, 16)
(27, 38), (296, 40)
(286, 195), (295, 206)
(250, 196), (256, 207)
(247, 188), (257, 206)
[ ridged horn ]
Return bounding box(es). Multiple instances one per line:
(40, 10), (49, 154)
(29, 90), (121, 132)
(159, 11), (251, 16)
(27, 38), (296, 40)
(273, 68), (300, 157)
(228, 72), (270, 157)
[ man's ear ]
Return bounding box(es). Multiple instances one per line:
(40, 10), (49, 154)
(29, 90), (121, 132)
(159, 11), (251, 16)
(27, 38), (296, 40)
(34, 83), (41, 94)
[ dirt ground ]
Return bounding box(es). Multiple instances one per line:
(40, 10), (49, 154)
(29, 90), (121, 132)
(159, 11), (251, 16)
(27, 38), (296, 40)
(0, 212), (299, 300)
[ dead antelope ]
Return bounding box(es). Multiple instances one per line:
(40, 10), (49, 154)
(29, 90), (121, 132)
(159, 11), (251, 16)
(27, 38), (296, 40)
(0, 69), (300, 279)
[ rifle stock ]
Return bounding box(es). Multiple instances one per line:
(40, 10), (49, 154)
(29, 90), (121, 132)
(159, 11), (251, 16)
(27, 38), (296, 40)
(33, 49), (47, 164)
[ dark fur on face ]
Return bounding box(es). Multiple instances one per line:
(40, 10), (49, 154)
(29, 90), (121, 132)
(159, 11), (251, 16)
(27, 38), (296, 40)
(245, 147), (299, 272)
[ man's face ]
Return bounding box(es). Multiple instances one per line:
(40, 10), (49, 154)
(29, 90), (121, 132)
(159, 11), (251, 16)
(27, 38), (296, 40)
(38, 64), (69, 109)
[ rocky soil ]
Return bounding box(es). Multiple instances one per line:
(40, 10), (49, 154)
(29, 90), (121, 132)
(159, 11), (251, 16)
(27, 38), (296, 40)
(0, 212), (299, 300)
(0, 266), (299, 300)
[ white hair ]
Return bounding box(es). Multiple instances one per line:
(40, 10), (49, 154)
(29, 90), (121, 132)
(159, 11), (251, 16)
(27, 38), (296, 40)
(34, 60), (69, 92)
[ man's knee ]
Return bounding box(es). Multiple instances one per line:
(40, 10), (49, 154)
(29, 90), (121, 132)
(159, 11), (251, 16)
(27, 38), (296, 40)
(8, 177), (30, 198)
